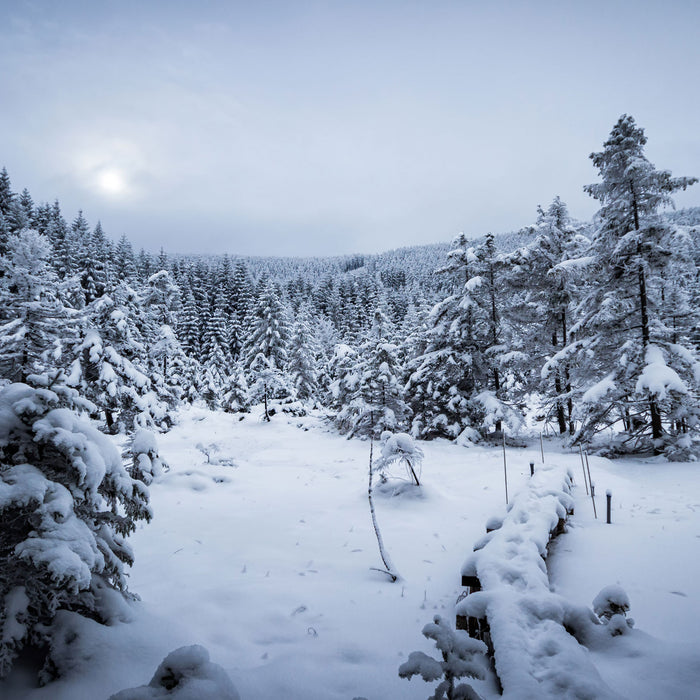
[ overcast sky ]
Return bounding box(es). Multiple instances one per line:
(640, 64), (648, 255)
(1, 1), (699, 256)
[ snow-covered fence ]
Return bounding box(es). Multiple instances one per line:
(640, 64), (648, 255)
(456, 464), (618, 699)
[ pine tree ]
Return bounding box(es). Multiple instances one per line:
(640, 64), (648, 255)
(0, 231), (77, 383)
(230, 261), (254, 333)
(68, 292), (153, 433)
(338, 307), (408, 438)
(572, 115), (698, 454)
(221, 363), (250, 413)
(202, 303), (233, 381)
(505, 198), (586, 434)
(243, 280), (290, 373)
(178, 290), (202, 357)
(0, 377), (152, 680)
(47, 201), (71, 279)
(114, 234), (138, 283)
(0, 167), (15, 219)
(287, 304), (320, 403)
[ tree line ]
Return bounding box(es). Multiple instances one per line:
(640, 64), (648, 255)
(0, 114), (698, 458)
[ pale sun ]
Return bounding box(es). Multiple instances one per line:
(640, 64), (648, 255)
(97, 168), (127, 196)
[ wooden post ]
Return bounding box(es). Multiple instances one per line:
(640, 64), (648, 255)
(579, 445), (589, 496)
(606, 490), (612, 524)
(540, 432), (545, 463)
(502, 430), (508, 505)
(584, 452), (593, 496)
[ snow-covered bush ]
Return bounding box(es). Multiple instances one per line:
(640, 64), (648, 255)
(399, 615), (487, 700)
(374, 431), (424, 486)
(0, 378), (152, 679)
(592, 585), (634, 636)
(109, 644), (240, 700)
(130, 429), (168, 485)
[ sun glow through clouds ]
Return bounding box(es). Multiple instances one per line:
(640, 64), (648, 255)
(96, 168), (127, 196)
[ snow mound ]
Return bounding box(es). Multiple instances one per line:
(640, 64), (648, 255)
(457, 464), (619, 699)
(108, 644), (240, 700)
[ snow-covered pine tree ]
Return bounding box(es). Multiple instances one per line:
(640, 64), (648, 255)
(0, 230), (77, 384)
(230, 261), (254, 334)
(327, 342), (359, 428)
(399, 615), (487, 700)
(504, 198), (587, 434)
(221, 363), (250, 414)
(114, 234), (138, 283)
(248, 352), (290, 421)
(313, 314), (340, 397)
(572, 115), (698, 455)
(46, 201), (72, 281)
(338, 306), (408, 439)
(68, 292), (153, 434)
(177, 289), (201, 357)
(243, 280), (290, 375)
(144, 269), (180, 330)
(0, 376), (152, 680)
(202, 302), (233, 380)
(405, 233), (519, 441)
(287, 304), (320, 403)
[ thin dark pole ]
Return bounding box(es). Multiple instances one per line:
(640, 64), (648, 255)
(579, 445), (589, 495)
(502, 430), (508, 505)
(585, 452), (597, 518)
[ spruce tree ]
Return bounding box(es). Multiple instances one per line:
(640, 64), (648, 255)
(572, 115), (698, 454)
(243, 280), (290, 373)
(0, 378), (152, 680)
(338, 307), (408, 438)
(287, 304), (320, 403)
(504, 198), (586, 434)
(0, 231), (77, 383)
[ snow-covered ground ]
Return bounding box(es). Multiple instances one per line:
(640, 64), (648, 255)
(2, 407), (700, 699)
(549, 452), (700, 699)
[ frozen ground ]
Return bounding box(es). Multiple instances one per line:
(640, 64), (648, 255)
(2, 406), (699, 699)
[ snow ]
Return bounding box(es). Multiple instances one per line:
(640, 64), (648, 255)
(548, 451), (700, 699)
(456, 464), (619, 699)
(2, 409), (700, 699)
(109, 645), (240, 700)
(635, 344), (687, 398)
(581, 373), (616, 404)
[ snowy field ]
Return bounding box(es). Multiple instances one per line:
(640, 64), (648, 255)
(2, 406), (700, 699)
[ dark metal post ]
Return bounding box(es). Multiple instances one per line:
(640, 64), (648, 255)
(529, 460), (534, 477)
(606, 490), (612, 524)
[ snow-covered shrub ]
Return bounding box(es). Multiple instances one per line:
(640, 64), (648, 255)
(130, 429), (168, 485)
(220, 365), (250, 414)
(374, 431), (424, 486)
(0, 379), (152, 679)
(592, 585), (634, 636)
(109, 644), (240, 700)
(399, 615), (487, 700)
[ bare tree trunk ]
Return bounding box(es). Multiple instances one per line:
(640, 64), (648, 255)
(639, 263), (663, 443)
(552, 330), (567, 434)
(368, 439), (399, 581)
(488, 252), (502, 433)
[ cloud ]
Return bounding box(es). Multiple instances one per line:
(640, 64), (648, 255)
(0, 1), (698, 255)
